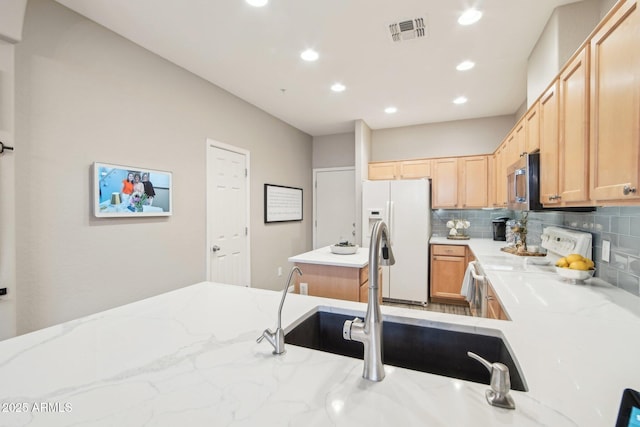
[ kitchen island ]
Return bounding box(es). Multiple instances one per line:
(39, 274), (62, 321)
(0, 246), (639, 425)
(288, 246), (381, 303)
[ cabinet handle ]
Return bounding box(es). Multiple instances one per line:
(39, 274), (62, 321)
(548, 194), (561, 201)
(485, 295), (494, 301)
(623, 185), (637, 195)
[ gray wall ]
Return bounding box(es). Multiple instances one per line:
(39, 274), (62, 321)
(371, 115), (516, 161)
(0, 40), (17, 339)
(434, 207), (640, 297)
(13, 0), (312, 334)
(312, 132), (355, 168)
(527, 0), (607, 107)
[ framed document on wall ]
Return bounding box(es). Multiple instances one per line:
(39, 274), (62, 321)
(264, 184), (303, 223)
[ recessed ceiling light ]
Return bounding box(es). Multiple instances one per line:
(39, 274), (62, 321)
(458, 8), (482, 26)
(331, 83), (346, 92)
(300, 49), (319, 62)
(456, 60), (475, 71)
(453, 96), (468, 105)
(246, 0), (268, 7)
(385, 106), (398, 114)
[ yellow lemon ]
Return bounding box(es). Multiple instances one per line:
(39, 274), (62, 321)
(556, 257), (569, 268)
(569, 261), (590, 271)
(585, 259), (595, 269)
(565, 254), (585, 264)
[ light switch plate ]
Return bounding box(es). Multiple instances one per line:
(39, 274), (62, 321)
(602, 240), (611, 262)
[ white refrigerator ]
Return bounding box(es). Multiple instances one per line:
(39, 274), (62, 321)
(362, 179), (430, 304)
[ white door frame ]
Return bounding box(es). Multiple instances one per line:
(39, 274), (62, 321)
(312, 166), (355, 248)
(205, 138), (251, 285)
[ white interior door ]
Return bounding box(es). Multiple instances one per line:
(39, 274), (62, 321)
(314, 168), (355, 248)
(207, 140), (250, 286)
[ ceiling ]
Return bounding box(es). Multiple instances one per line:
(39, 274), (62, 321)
(55, 0), (582, 137)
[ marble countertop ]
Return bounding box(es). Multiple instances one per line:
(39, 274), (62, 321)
(288, 245), (369, 268)
(1, 240), (639, 426)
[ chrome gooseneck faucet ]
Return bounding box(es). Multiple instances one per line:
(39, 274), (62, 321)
(256, 266), (303, 355)
(342, 220), (395, 381)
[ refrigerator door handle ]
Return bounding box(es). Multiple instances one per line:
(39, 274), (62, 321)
(388, 201), (394, 246)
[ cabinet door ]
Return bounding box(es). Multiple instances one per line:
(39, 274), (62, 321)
(525, 102), (540, 153)
(558, 47), (590, 203)
(432, 158), (459, 208)
(506, 132), (518, 169)
(430, 254), (467, 304)
(495, 143), (507, 206)
(540, 81), (561, 205)
(459, 156), (488, 208)
(399, 159), (431, 179)
(486, 283), (508, 320)
(590, 0), (640, 202)
(487, 154), (497, 207)
(368, 162), (398, 180)
(514, 120), (526, 159)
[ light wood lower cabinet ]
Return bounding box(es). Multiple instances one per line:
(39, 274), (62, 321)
(294, 262), (382, 304)
(429, 244), (468, 305)
(486, 282), (509, 320)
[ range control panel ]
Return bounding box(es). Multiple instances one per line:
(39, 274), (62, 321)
(540, 226), (593, 260)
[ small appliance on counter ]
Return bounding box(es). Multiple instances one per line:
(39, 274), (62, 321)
(492, 217), (510, 241)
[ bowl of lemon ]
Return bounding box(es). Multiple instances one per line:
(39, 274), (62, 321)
(555, 254), (595, 283)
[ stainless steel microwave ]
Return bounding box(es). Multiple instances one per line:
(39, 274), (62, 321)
(507, 152), (595, 212)
(507, 152), (543, 211)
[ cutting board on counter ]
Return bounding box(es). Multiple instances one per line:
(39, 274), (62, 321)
(500, 247), (547, 257)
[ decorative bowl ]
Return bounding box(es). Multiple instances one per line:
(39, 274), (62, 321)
(330, 244), (359, 255)
(555, 267), (595, 282)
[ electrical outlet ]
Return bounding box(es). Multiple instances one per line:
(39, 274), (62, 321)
(602, 240), (611, 262)
(299, 282), (308, 295)
(277, 267), (282, 277)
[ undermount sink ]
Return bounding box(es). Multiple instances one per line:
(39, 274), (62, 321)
(285, 307), (527, 392)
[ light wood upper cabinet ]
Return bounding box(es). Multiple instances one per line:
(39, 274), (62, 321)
(494, 143), (507, 207)
(514, 120), (526, 159)
(432, 158), (459, 208)
(432, 156), (488, 209)
(540, 80), (561, 205)
(368, 162), (399, 180)
(590, 0), (640, 203)
(525, 101), (540, 153)
(487, 154), (497, 207)
(558, 46), (590, 204)
(368, 159), (431, 180)
(459, 156), (488, 208)
(399, 159), (431, 179)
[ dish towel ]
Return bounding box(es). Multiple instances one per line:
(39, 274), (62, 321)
(460, 262), (475, 302)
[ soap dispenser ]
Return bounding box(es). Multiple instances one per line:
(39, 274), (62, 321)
(467, 351), (516, 409)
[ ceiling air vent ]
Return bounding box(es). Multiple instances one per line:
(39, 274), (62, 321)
(389, 17), (427, 42)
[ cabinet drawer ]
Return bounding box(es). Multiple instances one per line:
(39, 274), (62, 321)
(432, 245), (466, 257)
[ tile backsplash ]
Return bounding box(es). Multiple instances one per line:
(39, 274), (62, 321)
(432, 207), (640, 297)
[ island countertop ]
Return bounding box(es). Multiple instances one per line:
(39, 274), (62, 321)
(1, 244), (639, 425)
(288, 245), (369, 268)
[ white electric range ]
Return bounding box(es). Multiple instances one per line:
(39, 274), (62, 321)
(479, 226), (593, 274)
(469, 226), (593, 317)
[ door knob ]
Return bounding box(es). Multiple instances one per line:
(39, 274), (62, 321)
(212, 245), (221, 253)
(623, 185), (637, 195)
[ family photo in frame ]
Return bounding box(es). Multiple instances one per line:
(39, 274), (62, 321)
(93, 162), (172, 217)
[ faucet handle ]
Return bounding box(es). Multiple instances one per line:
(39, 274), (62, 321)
(467, 351), (515, 410)
(342, 317), (362, 339)
(257, 328), (273, 343)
